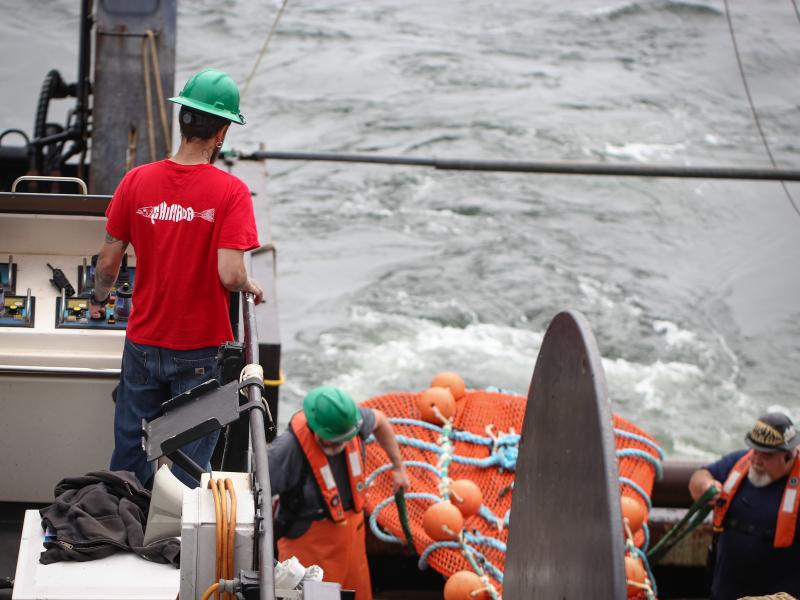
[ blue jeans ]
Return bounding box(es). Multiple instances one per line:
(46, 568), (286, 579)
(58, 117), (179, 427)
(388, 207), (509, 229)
(110, 338), (221, 488)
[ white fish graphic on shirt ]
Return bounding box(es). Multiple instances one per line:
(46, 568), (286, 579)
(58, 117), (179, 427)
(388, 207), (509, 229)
(136, 202), (215, 224)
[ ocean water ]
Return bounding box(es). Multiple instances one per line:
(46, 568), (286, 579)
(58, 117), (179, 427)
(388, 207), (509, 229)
(1, 0), (799, 460)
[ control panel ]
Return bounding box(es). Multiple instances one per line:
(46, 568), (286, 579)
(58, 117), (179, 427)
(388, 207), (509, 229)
(0, 254), (135, 329)
(1, 294), (36, 328)
(0, 256), (35, 328)
(55, 254), (136, 330)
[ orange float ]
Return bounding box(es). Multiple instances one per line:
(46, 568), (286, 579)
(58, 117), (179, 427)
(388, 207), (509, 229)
(431, 371), (466, 401)
(624, 555), (647, 597)
(449, 479), (483, 518)
(422, 501), (464, 541)
(443, 570), (489, 600)
(621, 496), (645, 535)
(417, 386), (456, 424)
(362, 393), (661, 598)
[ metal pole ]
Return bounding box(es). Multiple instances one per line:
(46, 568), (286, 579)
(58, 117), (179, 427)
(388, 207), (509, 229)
(71, 0), (93, 178)
(242, 292), (275, 600)
(242, 150), (800, 182)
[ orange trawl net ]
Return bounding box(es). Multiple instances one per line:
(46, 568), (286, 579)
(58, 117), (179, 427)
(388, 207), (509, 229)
(362, 390), (662, 597)
(614, 413), (663, 600)
(614, 413), (663, 549)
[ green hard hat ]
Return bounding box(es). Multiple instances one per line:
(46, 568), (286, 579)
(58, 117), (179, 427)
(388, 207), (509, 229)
(168, 68), (246, 125)
(303, 386), (363, 443)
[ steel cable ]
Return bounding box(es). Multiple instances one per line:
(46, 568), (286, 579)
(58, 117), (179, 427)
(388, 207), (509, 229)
(241, 0), (290, 101)
(723, 0), (800, 219)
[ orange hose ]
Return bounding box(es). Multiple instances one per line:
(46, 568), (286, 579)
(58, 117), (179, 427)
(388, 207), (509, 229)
(209, 479), (222, 600)
(200, 582), (219, 600)
(225, 479), (237, 590)
(217, 479), (229, 600)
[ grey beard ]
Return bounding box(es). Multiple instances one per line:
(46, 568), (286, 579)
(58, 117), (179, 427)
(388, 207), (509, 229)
(748, 469), (773, 488)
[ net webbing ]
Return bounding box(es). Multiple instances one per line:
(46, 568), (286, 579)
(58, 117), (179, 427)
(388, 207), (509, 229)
(362, 390), (663, 598)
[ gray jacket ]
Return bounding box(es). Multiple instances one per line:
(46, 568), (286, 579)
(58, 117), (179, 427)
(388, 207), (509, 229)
(39, 470), (179, 566)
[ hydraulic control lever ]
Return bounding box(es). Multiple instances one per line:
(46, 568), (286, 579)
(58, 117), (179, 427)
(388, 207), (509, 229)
(46, 263), (75, 298)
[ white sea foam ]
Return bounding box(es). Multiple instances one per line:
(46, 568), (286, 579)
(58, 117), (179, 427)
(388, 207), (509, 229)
(320, 305), (739, 422)
(652, 319), (697, 347)
(605, 357), (703, 410)
(603, 142), (687, 163)
(321, 310), (541, 402)
(578, 275), (643, 318)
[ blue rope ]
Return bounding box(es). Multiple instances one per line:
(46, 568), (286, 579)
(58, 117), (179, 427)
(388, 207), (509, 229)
(418, 540), (505, 583)
(464, 530), (507, 553)
(368, 492), (441, 543)
(477, 505), (505, 528)
(368, 411), (665, 591)
(376, 434), (520, 471)
(629, 545), (658, 598)
(616, 448), (664, 480)
(619, 477), (653, 512)
(642, 522), (650, 551)
(454, 430), (495, 447)
(366, 460), (441, 487)
(368, 461), (511, 532)
(388, 417), (517, 449)
(613, 428), (665, 462)
(368, 495), (404, 544)
(368, 488), (507, 584)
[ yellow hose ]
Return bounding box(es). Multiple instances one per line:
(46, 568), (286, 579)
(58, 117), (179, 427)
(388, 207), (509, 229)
(209, 480), (222, 600)
(200, 582), (219, 600)
(209, 478), (239, 600)
(225, 478), (237, 596)
(217, 479), (229, 600)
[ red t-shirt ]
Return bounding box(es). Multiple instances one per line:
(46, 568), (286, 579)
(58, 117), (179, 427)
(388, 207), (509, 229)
(105, 160), (260, 349)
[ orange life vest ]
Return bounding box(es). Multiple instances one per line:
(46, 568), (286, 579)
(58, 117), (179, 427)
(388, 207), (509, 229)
(713, 450), (800, 548)
(289, 411), (366, 522)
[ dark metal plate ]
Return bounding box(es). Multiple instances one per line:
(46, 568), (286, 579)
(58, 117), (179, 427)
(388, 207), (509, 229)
(504, 310), (626, 599)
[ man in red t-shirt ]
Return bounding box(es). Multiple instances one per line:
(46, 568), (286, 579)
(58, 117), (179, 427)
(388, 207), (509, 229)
(89, 68), (263, 487)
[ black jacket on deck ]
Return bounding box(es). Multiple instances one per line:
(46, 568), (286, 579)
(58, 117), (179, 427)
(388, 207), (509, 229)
(39, 470), (180, 567)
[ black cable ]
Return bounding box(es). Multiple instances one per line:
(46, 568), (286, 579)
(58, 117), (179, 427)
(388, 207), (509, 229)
(723, 0), (800, 219)
(792, 0), (800, 25)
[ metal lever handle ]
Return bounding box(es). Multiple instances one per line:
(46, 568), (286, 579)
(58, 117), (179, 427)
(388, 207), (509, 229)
(23, 288), (32, 325)
(58, 288), (66, 326)
(81, 257), (89, 293)
(6, 255), (13, 293)
(11, 175), (88, 195)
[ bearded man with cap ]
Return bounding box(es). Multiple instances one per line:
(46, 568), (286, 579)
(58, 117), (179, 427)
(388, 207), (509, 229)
(91, 68), (263, 488)
(268, 386), (409, 600)
(689, 412), (800, 600)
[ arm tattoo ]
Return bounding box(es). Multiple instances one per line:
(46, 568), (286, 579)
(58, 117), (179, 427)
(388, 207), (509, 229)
(105, 233), (129, 251)
(94, 234), (128, 298)
(95, 269), (118, 290)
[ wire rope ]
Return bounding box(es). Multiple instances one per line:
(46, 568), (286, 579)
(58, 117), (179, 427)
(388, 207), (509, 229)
(723, 0), (800, 219)
(241, 0), (290, 100)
